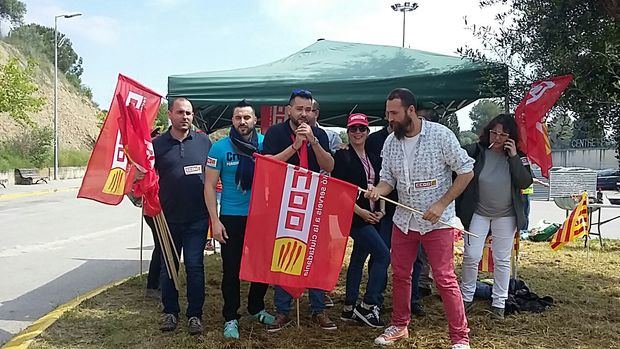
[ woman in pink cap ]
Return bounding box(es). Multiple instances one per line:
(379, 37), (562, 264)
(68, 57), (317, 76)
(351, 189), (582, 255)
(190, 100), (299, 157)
(331, 113), (390, 328)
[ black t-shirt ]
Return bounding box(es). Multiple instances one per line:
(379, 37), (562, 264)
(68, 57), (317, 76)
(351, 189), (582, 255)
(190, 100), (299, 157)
(365, 126), (398, 218)
(262, 121), (331, 172)
(153, 130), (211, 223)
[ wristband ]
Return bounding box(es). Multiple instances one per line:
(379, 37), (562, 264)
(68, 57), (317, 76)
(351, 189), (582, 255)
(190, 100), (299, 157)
(291, 143), (300, 151)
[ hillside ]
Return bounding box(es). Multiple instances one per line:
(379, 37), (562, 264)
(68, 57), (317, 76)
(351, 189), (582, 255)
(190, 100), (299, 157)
(0, 41), (99, 150)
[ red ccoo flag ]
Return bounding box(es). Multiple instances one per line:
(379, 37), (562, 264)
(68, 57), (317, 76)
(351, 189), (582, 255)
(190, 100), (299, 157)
(78, 75), (162, 205)
(239, 154), (358, 293)
(515, 74), (573, 178)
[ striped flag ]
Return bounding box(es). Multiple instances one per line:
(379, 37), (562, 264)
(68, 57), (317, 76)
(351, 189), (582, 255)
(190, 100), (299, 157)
(478, 233), (520, 272)
(550, 192), (589, 251)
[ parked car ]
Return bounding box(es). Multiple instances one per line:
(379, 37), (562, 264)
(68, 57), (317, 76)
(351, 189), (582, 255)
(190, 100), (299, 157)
(596, 169), (620, 191)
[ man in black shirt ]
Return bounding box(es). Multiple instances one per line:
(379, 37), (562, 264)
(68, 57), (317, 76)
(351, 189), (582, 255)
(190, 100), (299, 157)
(153, 97), (211, 335)
(262, 89), (336, 332)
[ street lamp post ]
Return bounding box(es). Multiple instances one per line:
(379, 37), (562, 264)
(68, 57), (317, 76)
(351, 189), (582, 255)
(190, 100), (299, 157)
(391, 2), (419, 48)
(53, 13), (81, 180)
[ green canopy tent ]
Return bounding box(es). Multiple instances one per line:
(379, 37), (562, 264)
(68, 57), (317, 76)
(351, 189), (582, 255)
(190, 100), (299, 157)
(167, 39), (508, 132)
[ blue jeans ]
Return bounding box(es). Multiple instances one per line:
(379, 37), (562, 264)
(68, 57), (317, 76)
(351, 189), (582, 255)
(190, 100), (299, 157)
(345, 224), (390, 306)
(274, 286), (325, 315)
(160, 218), (208, 319)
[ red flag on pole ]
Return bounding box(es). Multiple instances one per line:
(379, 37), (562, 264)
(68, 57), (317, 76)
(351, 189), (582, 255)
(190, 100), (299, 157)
(239, 154), (358, 293)
(78, 74), (162, 204)
(515, 74), (573, 178)
(116, 94), (162, 216)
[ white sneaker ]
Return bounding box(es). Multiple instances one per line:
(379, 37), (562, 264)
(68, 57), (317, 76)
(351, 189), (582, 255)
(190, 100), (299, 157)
(452, 344), (471, 349)
(374, 325), (408, 346)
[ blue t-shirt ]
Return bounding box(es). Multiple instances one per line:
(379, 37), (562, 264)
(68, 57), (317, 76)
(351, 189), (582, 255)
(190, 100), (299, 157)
(207, 134), (264, 216)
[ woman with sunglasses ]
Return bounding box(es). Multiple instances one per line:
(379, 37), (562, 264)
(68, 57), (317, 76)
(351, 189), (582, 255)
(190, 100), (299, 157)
(331, 113), (390, 328)
(456, 114), (532, 320)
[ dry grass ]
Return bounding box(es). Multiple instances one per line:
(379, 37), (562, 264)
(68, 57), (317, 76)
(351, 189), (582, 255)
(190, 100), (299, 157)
(30, 239), (620, 349)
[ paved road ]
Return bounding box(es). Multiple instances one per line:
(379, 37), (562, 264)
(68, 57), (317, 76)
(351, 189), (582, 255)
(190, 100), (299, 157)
(0, 180), (152, 345)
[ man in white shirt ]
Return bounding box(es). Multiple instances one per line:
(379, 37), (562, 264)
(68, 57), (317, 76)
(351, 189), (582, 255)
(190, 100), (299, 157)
(367, 88), (474, 349)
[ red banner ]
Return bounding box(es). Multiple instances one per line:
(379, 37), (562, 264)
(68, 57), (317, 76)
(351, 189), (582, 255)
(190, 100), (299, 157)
(515, 74), (573, 178)
(78, 74), (162, 205)
(259, 105), (287, 133)
(239, 154), (358, 292)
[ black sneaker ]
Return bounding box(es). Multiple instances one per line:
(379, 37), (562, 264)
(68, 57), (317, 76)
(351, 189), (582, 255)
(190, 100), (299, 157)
(160, 313), (178, 332)
(188, 316), (203, 335)
(353, 304), (384, 328)
(411, 303), (426, 317)
(340, 307), (357, 322)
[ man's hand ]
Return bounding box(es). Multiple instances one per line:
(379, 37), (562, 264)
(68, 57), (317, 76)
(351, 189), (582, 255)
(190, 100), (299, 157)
(296, 123), (317, 144)
(211, 220), (228, 244)
(422, 200), (448, 224)
(134, 170), (145, 182)
(358, 209), (380, 224)
(364, 184), (380, 201)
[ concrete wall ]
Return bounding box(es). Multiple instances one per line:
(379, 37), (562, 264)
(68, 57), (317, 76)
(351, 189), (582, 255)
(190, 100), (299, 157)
(552, 149), (618, 170)
(0, 167), (86, 186)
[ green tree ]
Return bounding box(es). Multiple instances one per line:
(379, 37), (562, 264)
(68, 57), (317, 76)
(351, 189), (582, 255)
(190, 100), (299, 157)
(8, 24), (83, 82)
(0, 0), (26, 26)
(438, 112), (460, 137)
(155, 101), (169, 132)
(459, 0), (620, 165)
(0, 58), (45, 126)
(468, 99), (503, 135)
(547, 112), (573, 149)
(459, 130), (479, 146)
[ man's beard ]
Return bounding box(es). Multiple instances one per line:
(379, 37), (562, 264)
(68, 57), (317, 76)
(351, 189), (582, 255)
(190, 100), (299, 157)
(236, 125), (253, 136)
(391, 116), (412, 140)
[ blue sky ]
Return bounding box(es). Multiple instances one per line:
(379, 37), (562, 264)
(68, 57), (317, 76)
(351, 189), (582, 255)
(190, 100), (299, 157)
(18, 0), (499, 130)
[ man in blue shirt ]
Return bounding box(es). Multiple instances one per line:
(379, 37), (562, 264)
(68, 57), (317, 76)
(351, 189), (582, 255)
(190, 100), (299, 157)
(262, 89), (336, 332)
(153, 97), (211, 335)
(204, 100), (275, 339)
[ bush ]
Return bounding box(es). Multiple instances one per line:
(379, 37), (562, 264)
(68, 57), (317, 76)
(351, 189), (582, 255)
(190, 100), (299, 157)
(58, 149), (90, 167)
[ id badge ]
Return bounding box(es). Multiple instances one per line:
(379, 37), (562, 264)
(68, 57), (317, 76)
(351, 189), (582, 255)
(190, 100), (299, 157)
(184, 165), (202, 175)
(413, 179), (438, 191)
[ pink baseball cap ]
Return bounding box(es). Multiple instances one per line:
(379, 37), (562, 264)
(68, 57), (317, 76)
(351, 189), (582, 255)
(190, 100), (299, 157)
(347, 113), (369, 127)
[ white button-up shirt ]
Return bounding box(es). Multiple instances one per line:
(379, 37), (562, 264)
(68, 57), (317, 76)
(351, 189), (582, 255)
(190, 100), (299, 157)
(380, 120), (474, 234)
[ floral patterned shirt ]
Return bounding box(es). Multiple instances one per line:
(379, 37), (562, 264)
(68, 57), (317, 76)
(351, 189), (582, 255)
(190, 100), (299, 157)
(380, 120), (474, 234)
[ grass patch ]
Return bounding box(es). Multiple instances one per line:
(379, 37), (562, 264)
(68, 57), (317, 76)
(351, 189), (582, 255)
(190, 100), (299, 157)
(57, 149), (91, 167)
(30, 240), (620, 349)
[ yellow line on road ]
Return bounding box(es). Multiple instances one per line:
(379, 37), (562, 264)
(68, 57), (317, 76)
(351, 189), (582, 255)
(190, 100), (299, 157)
(0, 188), (78, 201)
(1, 275), (139, 349)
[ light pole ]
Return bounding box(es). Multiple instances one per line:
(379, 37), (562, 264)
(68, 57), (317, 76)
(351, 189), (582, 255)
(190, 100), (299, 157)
(53, 12), (81, 180)
(391, 2), (419, 48)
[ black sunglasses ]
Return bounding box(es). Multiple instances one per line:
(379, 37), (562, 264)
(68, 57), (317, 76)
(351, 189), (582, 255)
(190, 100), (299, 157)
(348, 125), (369, 133)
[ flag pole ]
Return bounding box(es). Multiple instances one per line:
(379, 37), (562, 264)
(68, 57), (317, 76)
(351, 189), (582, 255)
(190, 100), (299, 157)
(140, 205), (144, 277)
(358, 188), (478, 238)
(296, 299), (300, 328)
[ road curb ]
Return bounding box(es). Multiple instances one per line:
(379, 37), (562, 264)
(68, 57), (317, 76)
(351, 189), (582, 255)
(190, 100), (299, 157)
(1, 275), (139, 349)
(0, 187), (78, 201)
